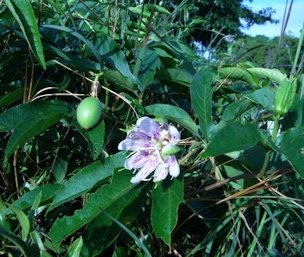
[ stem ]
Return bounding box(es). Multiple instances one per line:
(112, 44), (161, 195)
(258, 151), (271, 177)
(90, 73), (102, 97)
(291, 22), (304, 78)
(13, 150), (20, 197)
(259, 116), (280, 177)
(271, 116), (280, 141)
(104, 81), (110, 113)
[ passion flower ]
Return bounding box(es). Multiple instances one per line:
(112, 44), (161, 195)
(118, 116), (181, 183)
(76, 97), (102, 129)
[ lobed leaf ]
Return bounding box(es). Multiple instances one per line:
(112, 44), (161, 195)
(82, 187), (145, 257)
(151, 178), (184, 246)
(12, 184), (62, 211)
(48, 153), (125, 211)
(49, 170), (137, 246)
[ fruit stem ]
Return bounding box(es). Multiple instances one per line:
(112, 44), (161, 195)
(90, 73), (102, 98)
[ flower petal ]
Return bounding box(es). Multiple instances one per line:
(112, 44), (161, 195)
(166, 156), (180, 178)
(153, 164), (169, 182)
(136, 116), (160, 138)
(118, 138), (152, 151)
(168, 125), (180, 143)
(124, 151), (150, 170)
(130, 157), (158, 183)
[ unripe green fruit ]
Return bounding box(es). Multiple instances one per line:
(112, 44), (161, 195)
(76, 97), (102, 129)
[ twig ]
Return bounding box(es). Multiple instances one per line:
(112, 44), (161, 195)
(0, 167), (9, 188)
(238, 209), (266, 254)
(27, 49), (35, 101)
(13, 150), (20, 197)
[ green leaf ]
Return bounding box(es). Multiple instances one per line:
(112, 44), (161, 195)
(246, 87), (275, 111)
(44, 43), (102, 72)
(202, 122), (261, 157)
(68, 237), (83, 257)
(0, 87), (23, 109)
(247, 68), (287, 84)
(137, 48), (160, 90)
(48, 153), (125, 212)
(12, 184), (62, 211)
(145, 104), (198, 136)
(96, 36), (137, 83)
(77, 119), (105, 161)
(82, 187), (145, 257)
(0, 101), (72, 159)
(51, 149), (71, 183)
(30, 230), (45, 251)
(219, 67), (259, 88)
(277, 127), (304, 177)
(221, 99), (252, 122)
(43, 25), (103, 65)
(191, 68), (215, 139)
(0, 227), (40, 257)
(151, 178), (184, 246)
(103, 70), (137, 91)
(49, 170), (136, 246)
(4, 0), (46, 69)
(156, 68), (193, 87)
(10, 207), (30, 241)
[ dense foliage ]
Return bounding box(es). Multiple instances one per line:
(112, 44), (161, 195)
(0, 0), (303, 256)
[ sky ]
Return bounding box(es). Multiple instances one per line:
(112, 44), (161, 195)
(241, 0), (304, 37)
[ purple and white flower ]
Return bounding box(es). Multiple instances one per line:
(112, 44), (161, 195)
(118, 117), (181, 183)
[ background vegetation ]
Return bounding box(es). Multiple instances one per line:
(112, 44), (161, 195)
(0, 0), (303, 256)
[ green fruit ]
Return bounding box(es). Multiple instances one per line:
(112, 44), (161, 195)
(76, 97), (102, 129)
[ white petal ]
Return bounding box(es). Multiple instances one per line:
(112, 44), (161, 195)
(130, 157), (158, 183)
(118, 140), (124, 150)
(168, 125), (180, 143)
(167, 156), (180, 177)
(124, 152), (149, 170)
(153, 164), (169, 182)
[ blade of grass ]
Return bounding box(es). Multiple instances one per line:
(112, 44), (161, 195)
(106, 213), (152, 257)
(291, 22), (304, 77)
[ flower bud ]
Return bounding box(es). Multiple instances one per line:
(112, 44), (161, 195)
(275, 78), (297, 116)
(161, 145), (180, 156)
